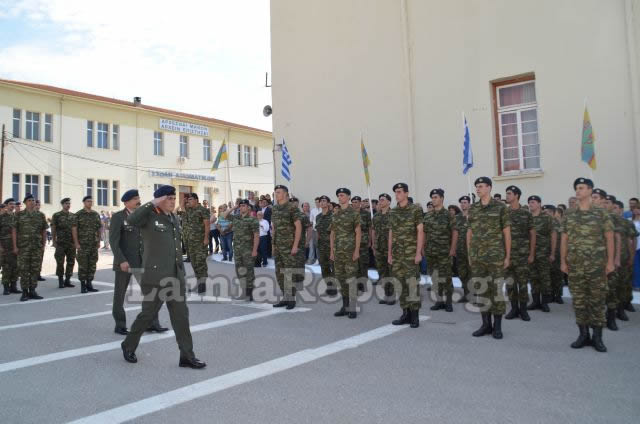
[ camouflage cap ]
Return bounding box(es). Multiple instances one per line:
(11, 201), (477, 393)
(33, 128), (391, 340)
(505, 185), (521, 196)
(474, 177), (492, 187)
(392, 182), (409, 192)
(528, 195), (541, 203)
(336, 188), (351, 196)
(573, 177), (594, 189)
(429, 188), (444, 197)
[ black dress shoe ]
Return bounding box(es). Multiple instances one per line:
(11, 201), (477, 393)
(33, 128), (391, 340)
(64, 278), (75, 288)
(37, 276), (46, 281)
(146, 325), (169, 333)
(179, 357), (206, 369)
(114, 327), (129, 335)
(286, 301), (296, 310)
(273, 300), (288, 308)
(20, 292), (29, 301)
(121, 344), (137, 363)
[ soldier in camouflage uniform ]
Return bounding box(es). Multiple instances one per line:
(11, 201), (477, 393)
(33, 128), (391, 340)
(468, 177), (511, 340)
(545, 205), (565, 304)
(315, 195), (336, 296)
(606, 195), (630, 324)
(351, 196), (371, 291)
(72, 195), (102, 293)
(330, 188), (361, 318)
(184, 193), (210, 293)
(51, 198), (76, 288)
(295, 198), (312, 287)
(1, 198), (21, 295)
(225, 199), (259, 300)
(527, 195), (555, 313)
(14, 194), (48, 301)
(389, 183), (423, 329)
(456, 196), (471, 303)
(504, 186), (535, 321)
(373, 193), (393, 305)
(614, 200), (639, 314)
(34, 199), (47, 282)
(561, 178), (615, 352)
(424, 188), (458, 312)
(271, 185), (303, 309)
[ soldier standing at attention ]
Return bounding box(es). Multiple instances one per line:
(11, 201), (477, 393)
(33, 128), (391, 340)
(184, 193), (210, 294)
(294, 198), (312, 289)
(544, 205), (564, 304)
(613, 200), (638, 315)
(503, 186), (535, 321)
(467, 177), (511, 339)
(604, 194), (628, 325)
(14, 194), (48, 301)
(72, 196), (102, 293)
(456, 196), (471, 303)
(561, 178), (614, 352)
(34, 199), (47, 282)
(109, 189), (168, 335)
(1, 198), (21, 295)
(424, 188), (458, 312)
(51, 198), (76, 288)
(315, 195), (336, 296)
(373, 193), (393, 305)
(527, 195), (555, 313)
(389, 183), (424, 328)
(224, 199), (259, 301)
(351, 196), (372, 291)
(271, 185), (302, 309)
(330, 188), (361, 318)
(120, 185), (205, 368)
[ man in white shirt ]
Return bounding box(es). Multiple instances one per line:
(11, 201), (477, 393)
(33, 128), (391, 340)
(308, 197), (322, 264)
(257, 211), (270, 267)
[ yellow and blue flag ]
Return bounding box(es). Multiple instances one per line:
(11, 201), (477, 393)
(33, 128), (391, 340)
(361, 138), (371, 186)
(581, 106), (596, 170)
(211, 139), (228, 172)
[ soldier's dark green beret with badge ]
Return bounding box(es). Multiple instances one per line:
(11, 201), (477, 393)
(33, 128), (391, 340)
(592, 188), (607, 198)
(458, 195), (470, 202)
(506, 185), (521, 196)
(542, 204), (556, 211)
(528, 195), (541, 203)
(379, 193), (391, 201)
(319, 195), (331, 202)
(82, 195), (92, 202)
(351, 196), (362, 202)
(153, 185), (176, 198)
(614, 200), (624, 209)
(4, 198), (15, 204)
(289, 197), (299, 202)
(336, 188), (351, 196)
(60, 197), (71, 204)
(429, 188), (444, 197)
(474, 177), (492, 187)
(392, 182), (408, 192)
(239, 199), (250, 206)
(274, 185), (288, 192)
(121, 189), (139, 202)
(23, 194), (34, 202)
(573, 177), (594, 189)
(605, 194), (616, 202)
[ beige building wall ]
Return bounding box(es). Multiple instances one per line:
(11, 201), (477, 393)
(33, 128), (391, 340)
(270, 0), (640, 206)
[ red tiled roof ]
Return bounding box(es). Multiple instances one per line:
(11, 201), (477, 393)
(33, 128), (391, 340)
(0, 78), (271, 136)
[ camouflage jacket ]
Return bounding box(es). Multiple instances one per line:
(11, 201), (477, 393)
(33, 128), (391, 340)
(455, 214), (469, 256)
(330, 206), (360, 254)
(423, 208), (456, 257)
(272, 202), (302, 249)
(72, 208), (101, 245)
(508, 205), (533, 259)
(0, 213), (16, 240)
(315, 210), (333, 245)
(560, 205), (613, 265)
(300, 213), (312, 248)
(372, 210), (391, 248)
(15, 210), (47, 249)
(51, 210), (75, 245)
(389, 203), (423, 260)
(230, 213), (259, 252)
(553, 219), (562, 257)
(620, 217), (639, 263)
(468, 199), (511, 264)
(183, 204), (210, 241)
(532, 213), (553, 257)
(358, 209), (371, 249)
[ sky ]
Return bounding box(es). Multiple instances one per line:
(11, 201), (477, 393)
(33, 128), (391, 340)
(0, 0), (273, 131)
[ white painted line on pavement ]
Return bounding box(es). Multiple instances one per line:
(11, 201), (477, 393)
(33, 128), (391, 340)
(0, 307), (310, 374)
(0, 290), (114, 307)
(0, 307), (142, 332)
(68, 316), (430, 424)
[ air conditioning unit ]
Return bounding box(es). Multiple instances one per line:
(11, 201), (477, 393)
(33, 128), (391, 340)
(178, 156), (187, 163)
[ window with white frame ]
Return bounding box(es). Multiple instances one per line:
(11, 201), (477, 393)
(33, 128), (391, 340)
(154, 131), (164, 156)
(495, 79), (540, 174)
(26, 111), (40, 141)
(112, 124), (119, 150)
(12, 109), (21, 138)
(87, 121), (94, 147)
(86, 178), (93, 198)
(97, 122), (109, 149)
(243, 145), (251, 167)
(203, 139), (212, 161)
(44, 176), (51, 204)
(44, 113), (52, 142)
(12, 174), (20, 200)
(25, 174), (39, 199)
(237, 144), (242, 165)
(97, 179), (108, 206)
(112, 180), (119, 206)
(179, 135), (188, 158)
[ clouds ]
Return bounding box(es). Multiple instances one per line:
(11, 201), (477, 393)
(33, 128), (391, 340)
(0, 0), (273, 131)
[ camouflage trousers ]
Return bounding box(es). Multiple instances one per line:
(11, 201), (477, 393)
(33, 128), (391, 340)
(426, 254), (453, 300)
(470, 260), (506, 315)
(333, 252), (358, 301)
(374, 241), (392, 296)
(274, 245), (301, 301)
(392, 258), (421, 311)
(55, 242), (76, 278)
(530, 255), (552, 297)
(606, 269), (621, 310)
(620, 265), (634, 305)
(295, 250), (306, 284)
(77, 244), (98, 280)
(186, 239), (209, 279)
(317, 241), (334, 283)
(17, 244), (43, 290)
(505, 256), (530, 303)
(1, 238), (18, 287)
(550, 254), (563, 297)
(568, 259), (607, 327)
(357, 246), (370, 281)
(457, 252), (471, 298)
(234, 249), (256, 291)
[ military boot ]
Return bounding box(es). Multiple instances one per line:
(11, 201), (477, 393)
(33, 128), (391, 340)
(472, 313), (492, 337)
(247, 288), (254, 302)
(64, 277), (75, 288)
(527, 293), (541, 310)
(58, 276), (65, 289)
(430, 301), (445, 311)
(519, 302), (531, 321)
(606, 308), (618, 331)
(28, 288), (43, 300)
(505, 301), (519, 320)
(409, 309), (420, 328)
(616, 305), (629, 321)
(197, 278), (206, 294)
(334, 297), (348, 317)
(624, 302), (636, 312)
(20, 291), (29, 301)
(392, 309), (410, 325)
(85, 279), (99, 292)
(9, 282), (22, 293)
(492, 315), (503, 339)
(286, 287), (296, 310)
(540, 295), (550, 313)
(80, 281), (88, 294)
(591, 327), (607, 353)
(570, 325), (591, 349)
(3, 285), (9, 295)
(326, 285), (338, 296)
(444, 294), (453, 312)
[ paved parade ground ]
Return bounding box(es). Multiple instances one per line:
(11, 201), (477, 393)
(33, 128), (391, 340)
(1, 248), (639, 424)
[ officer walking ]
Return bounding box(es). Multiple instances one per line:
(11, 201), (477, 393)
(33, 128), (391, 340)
(183, 193), (210, 293)
(14, 194), (47, 301)
(109, 189), (168, 335)
(72, 196), (101, 293)
(51, 198), (76, 288)
(0, 198), (20, 295)
(315, 195), (336, 296)
(224, 199), (259, 301)
(373, 193), (393, 305)
(120, 185), (206, 368)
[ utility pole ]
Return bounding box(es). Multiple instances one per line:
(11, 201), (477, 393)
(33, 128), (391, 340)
(0, 124), (5, 201)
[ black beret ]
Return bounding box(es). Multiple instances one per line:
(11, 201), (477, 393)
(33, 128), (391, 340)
(289, 197), (299, 202)
(592, 188), (607, 198)
(573, 177), (594, 190)
(458, 195), (471, 203)
(153, 185), (176, 198)
(60, 198), (71, 204)
(379, 193), (391, 201)
(605, 194), (616, 202)
(190, 193), (199, 201)
(23, 194), (34, 202)
(542, 204), (556, 211)
(120, 189), (139, 202)
(3, 198), (15, 205)
(351, 196), (362, 202)
(475, 177), (492, 187)
(429, 188), (444, 197)
(528, 195), (541, 203)
(336, 188), (351, 196)
(82, 195), (92, 202)
(15, 202), (21, 206)
(319, 195), (331, 202)
(239, 199), (250, 206)
(274, 185), (288, 192)
(392, 182), (409, 192)
(506, 185), (521, 196)
(35, 199), (41, 204)
(614, 200), (624, 209)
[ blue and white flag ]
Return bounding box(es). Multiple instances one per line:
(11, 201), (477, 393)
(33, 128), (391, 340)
(281, 139), (292, 181)
(462, 113), (473, 175)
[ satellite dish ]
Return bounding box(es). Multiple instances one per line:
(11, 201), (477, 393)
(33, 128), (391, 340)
(263, 105), (272, 117)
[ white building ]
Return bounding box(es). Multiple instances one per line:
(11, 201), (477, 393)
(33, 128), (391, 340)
(270, 0), (640, 206)
(0, 79), (274, 216)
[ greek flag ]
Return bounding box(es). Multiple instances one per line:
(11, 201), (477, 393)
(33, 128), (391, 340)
(462, 113), (473, 175)
(281, 139), (292, 181)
